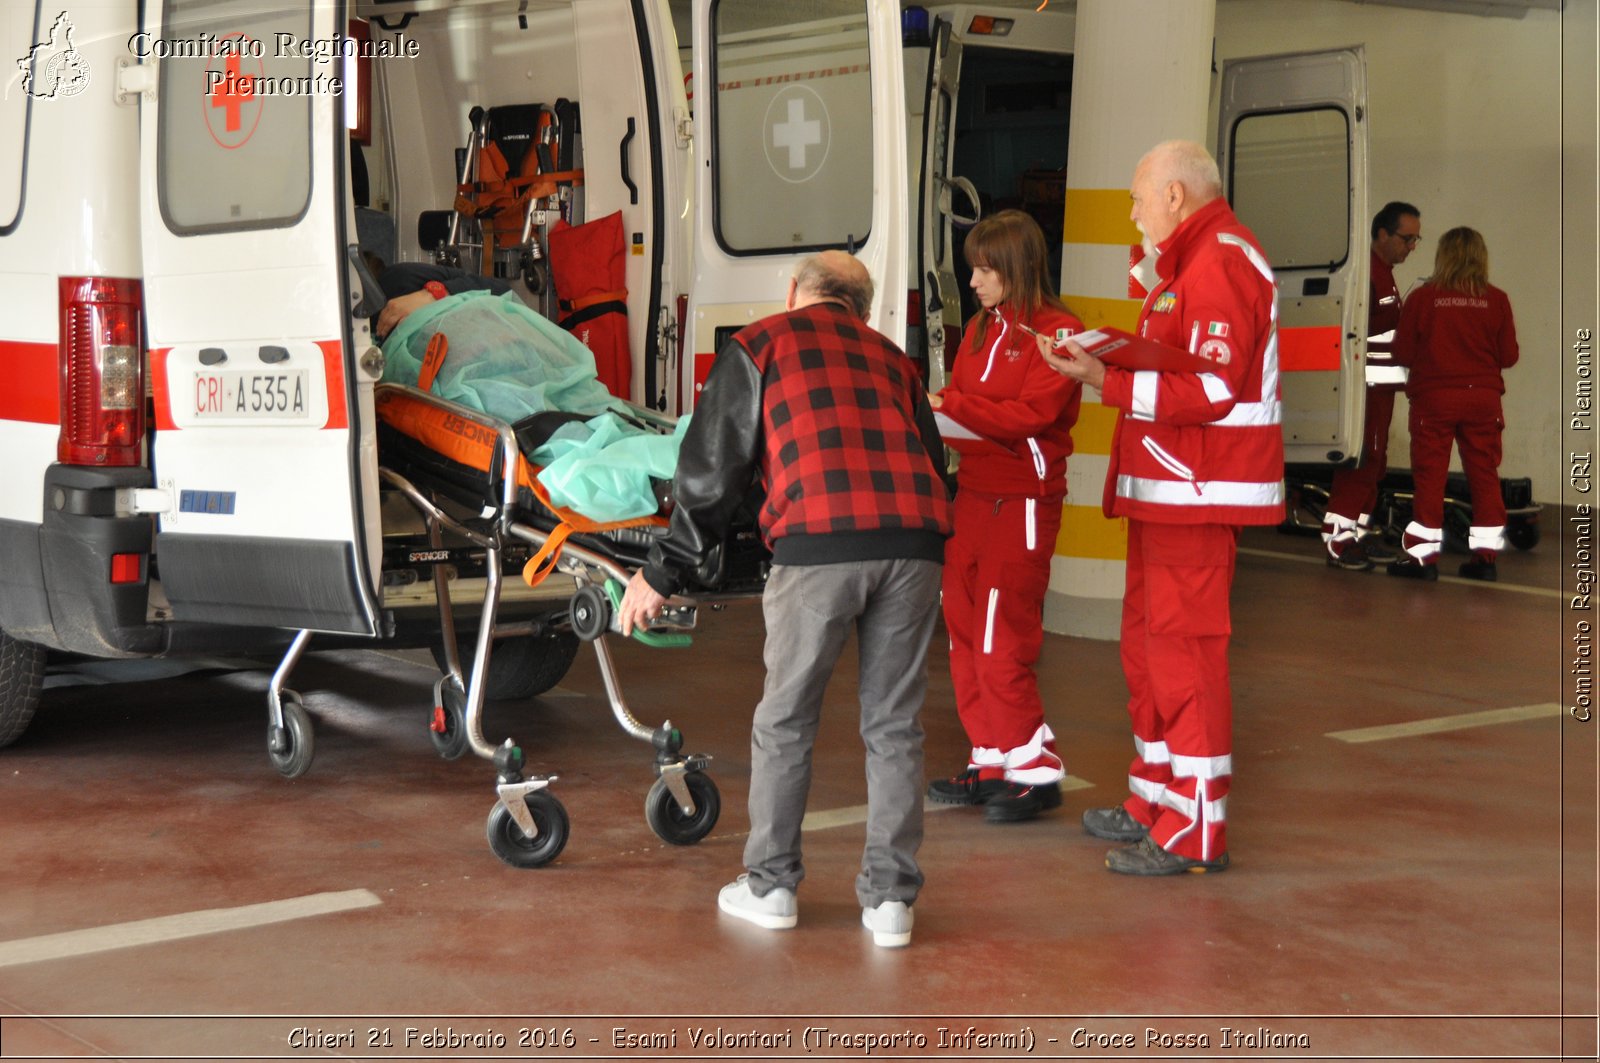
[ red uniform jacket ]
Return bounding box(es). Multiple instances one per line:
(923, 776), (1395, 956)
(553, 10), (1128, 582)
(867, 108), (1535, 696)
(1098, 197), (1285, 526)
(939, 303), (1083, 499)
(1365, 250), (1406, 389)
(1393, 282), (1519, 398)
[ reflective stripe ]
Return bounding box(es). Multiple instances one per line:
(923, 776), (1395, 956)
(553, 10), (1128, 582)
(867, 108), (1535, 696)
(968, 746), (1005, 768)
(1142, 437), (1195, 482)
(1368, 329), (1396, 344)
(1003, 723), (1064, 784)
(1130, 370), (1159, 420)
(980, 316), (1007, 383)
(1026, 437), (1046, 481)
(1158, 790), (1228, 824)
(1118, 474), (1283, 508)
(1170, 752), (1233, 780)
(1468, 525), (1507, 552)
(1324, 510), (1358, 544)
(1134, 737), (1170, 764)
(1217, 232), (1276, 288)
(982, 587), (999, 654)
(1130, 775), (1166, 804)
(1404, 519), (1443, 561)
(1366, 364), (1408, 385)
(1213, 398), (1282, 427)
(1200, 372), (1233, 404)
(1404, 520), (1443, 543)
(1024, 497), (1037, 551)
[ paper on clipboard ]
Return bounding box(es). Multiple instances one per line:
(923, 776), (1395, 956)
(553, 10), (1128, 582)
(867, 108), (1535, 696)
(1066, 327), (1220, 375)
(934, 410), (985, 442)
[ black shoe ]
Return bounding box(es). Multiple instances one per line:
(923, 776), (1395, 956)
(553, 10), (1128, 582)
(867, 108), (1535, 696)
(1458, 559), (1498, 582)
(1325, 540), (1374, 571)
(983, 781), (1062, 823)
(1081, 805), (1149, 841)
(1105, 835), (1230, 876)
(1359, 536), (1401, 564)
(926, 769), (1007, 806)
(1386, 559), (1438, 581)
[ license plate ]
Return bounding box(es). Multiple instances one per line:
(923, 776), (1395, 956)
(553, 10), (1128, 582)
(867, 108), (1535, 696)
(193, 370), (310, 420)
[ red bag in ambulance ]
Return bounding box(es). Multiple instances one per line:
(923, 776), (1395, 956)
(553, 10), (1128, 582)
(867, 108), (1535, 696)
(548, 211), (631, 400)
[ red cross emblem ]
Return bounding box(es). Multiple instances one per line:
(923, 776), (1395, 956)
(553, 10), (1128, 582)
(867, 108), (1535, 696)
(203, 35), (264, 149)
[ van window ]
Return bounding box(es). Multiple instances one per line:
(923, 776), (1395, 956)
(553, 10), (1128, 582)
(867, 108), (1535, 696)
(711, 0), (873, 254)
(157, 1), (312, 234)
(1227, 107), (1350, 269)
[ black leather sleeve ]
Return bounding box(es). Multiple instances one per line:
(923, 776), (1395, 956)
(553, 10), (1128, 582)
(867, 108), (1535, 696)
(640, 339), (764, 596)
(913, 391), (952, 495)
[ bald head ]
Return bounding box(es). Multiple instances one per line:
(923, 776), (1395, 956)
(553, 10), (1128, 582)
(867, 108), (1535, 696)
(789, 250), (874, 320)
(1129, 140), (1223, 245)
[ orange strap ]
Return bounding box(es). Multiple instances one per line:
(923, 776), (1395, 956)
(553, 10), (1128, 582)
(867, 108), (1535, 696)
(564, 289), (628, 314)
(417, 333), (448, 392)
(521, 521), (577, 588)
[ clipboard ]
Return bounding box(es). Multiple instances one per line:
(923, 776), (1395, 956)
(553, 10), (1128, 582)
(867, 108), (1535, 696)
(1052, 326), (1220, 375)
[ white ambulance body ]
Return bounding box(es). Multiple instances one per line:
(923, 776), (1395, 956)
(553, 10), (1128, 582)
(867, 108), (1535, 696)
(0, 0), (1368, 752)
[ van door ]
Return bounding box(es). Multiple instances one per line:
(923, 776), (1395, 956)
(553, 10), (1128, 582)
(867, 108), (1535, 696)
(139, 0), (382, 634)
(915, 12), (973, 394)
(682, 0), (909, 411)
(1217, 47), (1368, 465)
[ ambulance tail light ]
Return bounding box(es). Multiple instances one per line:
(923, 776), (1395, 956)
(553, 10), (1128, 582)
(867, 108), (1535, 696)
(906, 289), (924, 328)
(58, 277), (144, 467)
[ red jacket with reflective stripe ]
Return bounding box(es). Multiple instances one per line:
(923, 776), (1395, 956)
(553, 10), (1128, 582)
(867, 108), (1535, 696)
(1365, 250), (1407, 390)
(1098, 197), (1286, 527)
(1394, 282), (1519, 398)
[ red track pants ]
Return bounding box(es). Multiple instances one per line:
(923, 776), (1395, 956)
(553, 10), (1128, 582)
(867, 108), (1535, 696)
(1404, 387), (1507, 563)
(942, 489), (1063, 784)
(1119, 520), (1237, 862)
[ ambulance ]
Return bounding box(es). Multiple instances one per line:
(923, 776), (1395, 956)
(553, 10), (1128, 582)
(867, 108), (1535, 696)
(0, 0), (1370, 759)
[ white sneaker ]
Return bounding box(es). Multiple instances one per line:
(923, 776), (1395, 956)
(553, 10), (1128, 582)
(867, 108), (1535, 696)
(717, 875), (796, 930)
(861, 900), (913, 947)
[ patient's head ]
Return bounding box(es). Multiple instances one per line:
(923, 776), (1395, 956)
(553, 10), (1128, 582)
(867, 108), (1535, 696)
(789, 250), (873, 322)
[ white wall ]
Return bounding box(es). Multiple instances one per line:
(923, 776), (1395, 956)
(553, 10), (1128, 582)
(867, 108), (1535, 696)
(1215, 0), (1566, 503)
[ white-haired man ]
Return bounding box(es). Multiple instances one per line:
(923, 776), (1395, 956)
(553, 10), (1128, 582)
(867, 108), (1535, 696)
(1042, 140), (1284, 875)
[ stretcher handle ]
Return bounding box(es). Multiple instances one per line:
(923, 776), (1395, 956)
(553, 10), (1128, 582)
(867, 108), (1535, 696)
(604, 578), (691, 648)
(522, 521), (577, 589)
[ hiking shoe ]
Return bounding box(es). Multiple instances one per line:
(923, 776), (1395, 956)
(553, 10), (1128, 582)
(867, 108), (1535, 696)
(983, 781), (1062, 823)
(1359, 536), (1401, 564)
(1458, 559), (1498, 582)
(1325, 540), (1374, 571)
(926, 769), (1007, 806)
(1386, 559), (1438, 581)
(861, 900), (913, 948)
(717, 874), (796, 930)
(1081, 805), (1149, 841)
(1105, 835), (1230, 876)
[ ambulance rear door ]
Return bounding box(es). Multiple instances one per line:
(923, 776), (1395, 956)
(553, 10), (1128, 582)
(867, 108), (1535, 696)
(1217, 47), (1368, 465)
(683, 0), (909, 411)
(915, 11), (971, 394)
(139, 0), (382, 635)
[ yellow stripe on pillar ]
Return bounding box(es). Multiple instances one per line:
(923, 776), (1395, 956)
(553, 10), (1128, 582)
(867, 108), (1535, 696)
(1062, 295), (1143, 334)
(1062, 188), (1140, 246)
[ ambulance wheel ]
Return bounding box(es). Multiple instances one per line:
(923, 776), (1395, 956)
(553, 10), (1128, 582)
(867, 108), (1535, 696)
(429, 680), (469, 760)
(268, 691), (315, 779)
(0, 630), (44, 750)
(430, 630), (580, 700)
(1509, 522), (1540, 551)
(645, 772), (721, 846)
(487, 791), (569, 868)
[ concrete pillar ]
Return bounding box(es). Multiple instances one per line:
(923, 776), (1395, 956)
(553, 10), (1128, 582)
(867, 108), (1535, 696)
(1044, 0), (1216, 640)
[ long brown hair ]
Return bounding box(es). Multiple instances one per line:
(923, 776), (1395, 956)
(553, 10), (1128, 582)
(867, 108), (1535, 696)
(964, 209), (1068, 345)
(1430, 227), (1489, 296)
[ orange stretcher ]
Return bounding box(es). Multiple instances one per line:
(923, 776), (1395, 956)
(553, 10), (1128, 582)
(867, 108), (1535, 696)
(370, 381), (766, 868)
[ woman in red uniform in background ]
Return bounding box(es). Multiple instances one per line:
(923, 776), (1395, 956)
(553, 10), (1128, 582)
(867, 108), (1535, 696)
(1389, 226), (1520, 582)
(926, 210), (1083, 823)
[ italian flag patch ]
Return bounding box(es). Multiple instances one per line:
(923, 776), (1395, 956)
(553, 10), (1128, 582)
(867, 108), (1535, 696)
(1207, 321), (1230, 337)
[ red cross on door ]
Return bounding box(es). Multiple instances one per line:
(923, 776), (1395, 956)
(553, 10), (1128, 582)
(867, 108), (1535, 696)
(203, 35), (264, 149)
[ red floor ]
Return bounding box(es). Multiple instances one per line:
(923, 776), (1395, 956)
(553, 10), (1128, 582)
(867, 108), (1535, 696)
(0, 525), (1593, 1061)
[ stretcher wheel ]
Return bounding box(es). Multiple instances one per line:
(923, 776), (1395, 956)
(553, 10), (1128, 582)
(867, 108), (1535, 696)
(487, 791), (569, 868)
(431, 630), (580, 700)
(429, 679), (469, 760)
(569, 584), (611, 642)
(1509, 521), (1540, 551)
(268, 690), (315, 779)
(645, 771), (721, 846)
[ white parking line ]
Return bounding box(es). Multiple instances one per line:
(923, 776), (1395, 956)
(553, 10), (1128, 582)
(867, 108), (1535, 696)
(0, 889), (382, 969)
(1326, 703), (1563, 744)
(800, 776), (1095, 831)
(1237, 547), (1562, 598)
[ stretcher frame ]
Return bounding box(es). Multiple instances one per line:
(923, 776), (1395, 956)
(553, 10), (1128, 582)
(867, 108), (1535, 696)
(266, 382), (734, 868)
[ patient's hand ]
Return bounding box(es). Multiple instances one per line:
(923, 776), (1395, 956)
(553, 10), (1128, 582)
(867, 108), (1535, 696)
(376, 289), (438, 339)
(618, 570), (667, 637)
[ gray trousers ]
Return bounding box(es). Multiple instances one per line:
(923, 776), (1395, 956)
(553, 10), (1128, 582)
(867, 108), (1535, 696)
(743, 557), (942, 908)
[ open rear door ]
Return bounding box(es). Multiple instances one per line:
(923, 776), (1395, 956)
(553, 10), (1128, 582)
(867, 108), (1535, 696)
(140, 0), (381, 634)
(916, 12), (978, 394)
(683, 0), (908, 410)
(1218, 48), (1368, 465)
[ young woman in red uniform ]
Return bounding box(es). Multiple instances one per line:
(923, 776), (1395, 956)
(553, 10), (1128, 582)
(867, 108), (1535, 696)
(925, 210), (1083, 823)
(1389, 227), (1520, 581)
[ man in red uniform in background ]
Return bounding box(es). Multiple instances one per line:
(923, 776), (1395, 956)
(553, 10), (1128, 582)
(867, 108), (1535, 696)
(1043, 140), (1283, 875)
(1321, 202), (1423, 570)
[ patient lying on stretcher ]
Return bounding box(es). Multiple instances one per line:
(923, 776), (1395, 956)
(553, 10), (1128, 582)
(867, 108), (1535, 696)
(376, 270), (683, 525)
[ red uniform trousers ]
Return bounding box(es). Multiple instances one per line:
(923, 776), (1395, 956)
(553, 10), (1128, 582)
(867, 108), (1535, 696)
(1405, 386), (1507, 563)
(1325, 386), (1398, 530)
(1119, 520), (1237, 862)
(942, 488), (1063, 784)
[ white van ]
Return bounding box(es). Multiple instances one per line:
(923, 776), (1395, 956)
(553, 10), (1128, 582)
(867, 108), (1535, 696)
(0, 0), (1370, 829)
